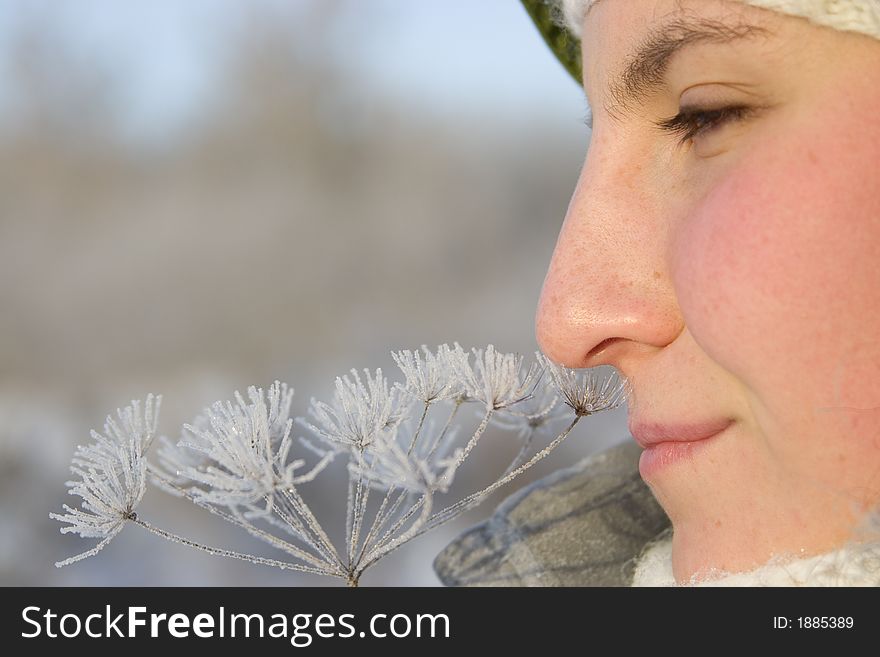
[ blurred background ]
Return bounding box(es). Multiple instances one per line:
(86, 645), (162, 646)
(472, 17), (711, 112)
(0, 0), (629, 586)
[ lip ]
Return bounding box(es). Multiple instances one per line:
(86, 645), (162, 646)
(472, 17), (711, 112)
(630, 418), (733, 479)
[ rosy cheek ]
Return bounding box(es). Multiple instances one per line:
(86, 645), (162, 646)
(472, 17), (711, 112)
(671, 107), (880, 414)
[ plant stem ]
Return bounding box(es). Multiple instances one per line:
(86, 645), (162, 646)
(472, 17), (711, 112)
(131, 516), (332, 576)
(407, 402), (430, 455)
(423, 415), (581, 533)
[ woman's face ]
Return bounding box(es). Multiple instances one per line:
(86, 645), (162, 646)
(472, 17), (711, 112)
(535, 0), (880, 582)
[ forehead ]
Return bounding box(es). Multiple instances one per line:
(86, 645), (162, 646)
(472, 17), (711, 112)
(580, 0), (783, 112)
(583, 0), (777, 65)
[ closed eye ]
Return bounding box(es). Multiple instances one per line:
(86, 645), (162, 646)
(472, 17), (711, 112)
(654, 105), (754, 146)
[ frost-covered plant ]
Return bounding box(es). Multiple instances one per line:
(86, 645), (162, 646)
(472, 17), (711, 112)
(52, 344), (628, 586)
(50, 395), (160, 567)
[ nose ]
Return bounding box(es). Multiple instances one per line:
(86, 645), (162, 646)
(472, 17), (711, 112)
(535, 128), (684, 370)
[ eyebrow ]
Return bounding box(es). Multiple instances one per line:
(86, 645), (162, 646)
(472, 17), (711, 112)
(592, 15), (772, 124)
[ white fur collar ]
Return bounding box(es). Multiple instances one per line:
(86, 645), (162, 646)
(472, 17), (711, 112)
(632, 528), (880, 586)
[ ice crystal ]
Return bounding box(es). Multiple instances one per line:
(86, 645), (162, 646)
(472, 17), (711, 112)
(50, 395), (161, 567)
(452, 343), (542, 410)
(490, 372), (570, 440)
(351, 414), (463, 494)
(538, 352), (630, 416)
(52, 345), (627, 586)
(392, 344), (465, 404)
(175, 382), (330, 511)
(299, 368), (402, 451)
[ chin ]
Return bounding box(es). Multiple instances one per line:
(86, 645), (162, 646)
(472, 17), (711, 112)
(666, 498), (865, 584)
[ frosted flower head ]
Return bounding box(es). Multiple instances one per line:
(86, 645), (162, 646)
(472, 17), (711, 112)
(537, 353), (630, 417)
(152, 408), (213, 494)
(48, 344), (604, 583)
(452, 343), (541, 410)
(392, 344), (466, 404)
(51, 394), (161, 567)
(176, 382), (304, 510)
(298, 368), (402, 451)
(156, 381), (295, 494)
(352, 416), (462, 495)
(490, 372), (570, 439)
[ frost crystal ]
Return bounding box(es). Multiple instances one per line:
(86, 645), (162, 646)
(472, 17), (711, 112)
(490, 373), (570, 439)
(176, 382), (325, 510)
(51, 345), (627, 585)
(50, 395), (161, 567)
(352, 415), (462, 494)
(391, 344), (465, 404)
(453, 343), (541, 410)
(537, 352), (630, 416)
(299, 368), (402, 451)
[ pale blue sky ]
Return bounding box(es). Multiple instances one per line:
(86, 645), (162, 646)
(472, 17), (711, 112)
(0, 0), (589, 142)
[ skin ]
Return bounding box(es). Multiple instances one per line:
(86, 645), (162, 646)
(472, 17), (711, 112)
(535, 0), (880, 582)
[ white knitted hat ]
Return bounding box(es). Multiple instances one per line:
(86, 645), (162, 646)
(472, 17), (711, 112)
(560, 0), (880, 42)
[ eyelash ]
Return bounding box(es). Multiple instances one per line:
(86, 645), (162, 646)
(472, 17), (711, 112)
(654, 105), (753, 146)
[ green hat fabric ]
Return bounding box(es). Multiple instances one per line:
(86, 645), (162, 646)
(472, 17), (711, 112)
(520, 0), (583, 84)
